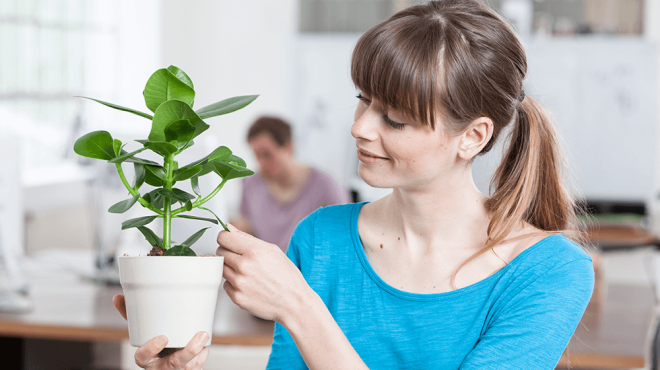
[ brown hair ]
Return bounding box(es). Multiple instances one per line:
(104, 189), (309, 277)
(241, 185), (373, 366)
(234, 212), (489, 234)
(247, 116), (292, 147)
(351, 0), (583, 275)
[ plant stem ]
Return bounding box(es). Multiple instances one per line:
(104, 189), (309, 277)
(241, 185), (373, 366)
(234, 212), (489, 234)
(171, 178), (228, 216)
(163, 154), (174, 249)
(114, 163), (163, 215)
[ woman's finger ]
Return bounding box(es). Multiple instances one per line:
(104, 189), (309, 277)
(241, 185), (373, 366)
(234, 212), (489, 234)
(134, 335), (168, 368)
(159, 331), (209, 369)
(222, 263), (238, 283)
(216, 229), (249, 255)
(194, 347), (210, 369)
(227, 223), (257, 239)
(112, 294), (127, 321)
(216, 246), (242, 271)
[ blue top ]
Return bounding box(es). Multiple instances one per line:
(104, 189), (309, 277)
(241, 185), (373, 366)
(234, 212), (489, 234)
(266, 203), (594, 369)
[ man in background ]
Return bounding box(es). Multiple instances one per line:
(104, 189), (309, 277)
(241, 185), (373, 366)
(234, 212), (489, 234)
(231, 116), (349, 252)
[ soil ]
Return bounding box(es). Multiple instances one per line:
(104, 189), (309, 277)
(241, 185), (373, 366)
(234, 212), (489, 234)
(147, 247), (166, 256)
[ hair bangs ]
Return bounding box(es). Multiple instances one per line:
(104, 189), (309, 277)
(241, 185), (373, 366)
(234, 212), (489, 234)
(351, 16), (444, 129)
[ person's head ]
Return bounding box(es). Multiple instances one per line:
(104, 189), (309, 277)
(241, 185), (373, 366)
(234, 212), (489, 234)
(247, 116), (294, 181)
(350, 0), (581, 249)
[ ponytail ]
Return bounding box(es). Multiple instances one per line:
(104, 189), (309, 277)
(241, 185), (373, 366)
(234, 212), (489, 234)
(485, 96), (579, 244)
(452, 96), (583, 287)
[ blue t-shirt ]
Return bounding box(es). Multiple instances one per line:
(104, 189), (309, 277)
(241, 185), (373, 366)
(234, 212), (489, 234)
(267, 203), (594, 369)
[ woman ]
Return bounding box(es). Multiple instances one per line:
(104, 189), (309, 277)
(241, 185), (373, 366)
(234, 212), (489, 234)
(117, 0), (593, 368)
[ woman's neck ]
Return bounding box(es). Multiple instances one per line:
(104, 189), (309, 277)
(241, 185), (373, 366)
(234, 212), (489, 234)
(380, 168), (490, 253)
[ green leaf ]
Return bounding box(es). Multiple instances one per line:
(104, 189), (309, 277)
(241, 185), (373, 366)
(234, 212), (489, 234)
(143, 68), (195, 112)
(146, 165), (167, 181)
(121, 215), (158, 230)
(143, 190), (165, 209)
(227, 154), (247, 167)
(113, 139), (123, 157)
(149, 100), (209, 142)
(184, 200), (193, 211)
(108, 194), (140, 214)
(180, 227), (210, 247)
(191, 176), (201, 197)
(164, 245), (196, 256)
(137, 226), (163, 249)
(213, 160), (254, 181)
(109, 147), (148, 164)
(73, 131), (115, 160)
(76, 96), (154, 120)
(144, 167), (165, 187)
(156, 188), (196, 203)
(195, 95), (259, 120)
(144, 141), (179, 156)
(164, 119), (196, 147)
(180, 146), (233, 178)
(176, 215), (218, 224)
(174, 164), (202, 182)
(133, 164), (146, 189)
(167, 65), (194, 90)
(199, 206), (228, 231)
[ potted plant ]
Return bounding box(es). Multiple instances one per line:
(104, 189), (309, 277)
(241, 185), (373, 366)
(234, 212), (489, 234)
(73, 65), (257, 348)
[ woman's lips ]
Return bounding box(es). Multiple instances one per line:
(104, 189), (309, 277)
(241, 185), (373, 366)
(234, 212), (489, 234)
(357, 148), (389, 163)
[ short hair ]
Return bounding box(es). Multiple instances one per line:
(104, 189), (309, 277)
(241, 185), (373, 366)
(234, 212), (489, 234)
(247, 116), (292, 147)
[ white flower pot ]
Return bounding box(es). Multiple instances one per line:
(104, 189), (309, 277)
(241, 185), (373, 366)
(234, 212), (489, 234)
(118, 256), (224, 348)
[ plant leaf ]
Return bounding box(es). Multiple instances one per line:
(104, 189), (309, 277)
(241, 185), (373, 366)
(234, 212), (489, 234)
(149, 100), (209, 142)
(164, 245), (196, 256)
(191, 176), (201, 197)
(213, 160), (254, 181)
(113, 139), (123, 157)
(108, 194), (140, 214)
(179, 146), (233, 178)
(146, 165), (167, 181)
(121, 215), (158, 230)
(176, 215), (218, 224)
(167, 65), (194, 90)
(143, 190), (165, 209)
(144, 167), (165, 187)
(76, 96), (154, 120)
(199, 206), (228, 231)
(174, 164), (202, 182)
(164, 119), (196, 147)
(133, 164), (146, 189)
(195, 95), (259, 120)
(73, 131), (116, 160)
(109, 147), (148, 164)
(156, 188), (196, 203)
(144, 141), (179, 156)
(143, 68), (195, 112)
(180, 227), (210, 248)
(137, 226), (163, 249)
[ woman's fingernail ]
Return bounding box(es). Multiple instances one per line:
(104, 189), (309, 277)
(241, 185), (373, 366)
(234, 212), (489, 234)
(156, 336), (168, 347)
(197, 331), (209, 343)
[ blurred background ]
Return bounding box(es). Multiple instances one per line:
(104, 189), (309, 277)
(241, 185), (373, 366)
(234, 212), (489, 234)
(1, 0), (660, 369)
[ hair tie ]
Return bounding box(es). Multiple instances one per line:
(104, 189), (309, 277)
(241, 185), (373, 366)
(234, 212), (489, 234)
(518, 90), (525, 102)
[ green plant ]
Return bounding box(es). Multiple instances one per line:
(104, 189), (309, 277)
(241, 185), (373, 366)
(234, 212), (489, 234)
(73, 65), (256, 256)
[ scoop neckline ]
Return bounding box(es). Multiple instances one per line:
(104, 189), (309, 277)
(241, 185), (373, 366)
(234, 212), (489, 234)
(349, 202), (561, 302)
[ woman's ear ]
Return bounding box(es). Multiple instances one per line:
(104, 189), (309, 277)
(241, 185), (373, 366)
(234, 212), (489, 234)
(457, 117), (493, 161)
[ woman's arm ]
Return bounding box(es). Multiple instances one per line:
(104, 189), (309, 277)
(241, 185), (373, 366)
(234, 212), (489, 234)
(216, 224), (369, 370)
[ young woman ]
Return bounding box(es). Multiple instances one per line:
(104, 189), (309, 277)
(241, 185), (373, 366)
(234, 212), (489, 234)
(116, 0), (593, 368)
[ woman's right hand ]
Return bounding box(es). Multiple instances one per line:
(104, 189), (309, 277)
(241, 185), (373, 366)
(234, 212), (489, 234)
(112, 294), (210, 369)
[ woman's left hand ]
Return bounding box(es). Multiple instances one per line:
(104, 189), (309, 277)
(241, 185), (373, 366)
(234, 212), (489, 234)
(216, 224), (309, 323)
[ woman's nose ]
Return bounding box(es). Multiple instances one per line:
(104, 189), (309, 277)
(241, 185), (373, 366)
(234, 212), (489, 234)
(351, 107), (379, 141)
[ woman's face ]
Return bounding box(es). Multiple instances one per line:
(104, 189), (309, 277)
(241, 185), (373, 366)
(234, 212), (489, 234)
(351, 93), (464, 191)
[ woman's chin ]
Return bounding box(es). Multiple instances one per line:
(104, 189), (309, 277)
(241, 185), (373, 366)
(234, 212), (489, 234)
(358, 166), (391, 188)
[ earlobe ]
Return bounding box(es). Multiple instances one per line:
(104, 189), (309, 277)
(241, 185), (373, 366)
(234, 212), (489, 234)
(458, 118), (494, 161)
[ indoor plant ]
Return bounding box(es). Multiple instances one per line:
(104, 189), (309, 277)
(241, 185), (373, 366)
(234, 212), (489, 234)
(73, 65), (257, 347)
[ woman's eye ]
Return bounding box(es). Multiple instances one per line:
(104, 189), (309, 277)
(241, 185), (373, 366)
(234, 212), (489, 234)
(356, 92), (371, 104)
(384, 115), (405, 130)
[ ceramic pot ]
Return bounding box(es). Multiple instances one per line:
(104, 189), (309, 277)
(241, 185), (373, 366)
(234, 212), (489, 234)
(118, 256), (224, 348)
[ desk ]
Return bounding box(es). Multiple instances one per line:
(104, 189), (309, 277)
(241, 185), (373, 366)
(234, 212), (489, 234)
(0, 256), (273, 346)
